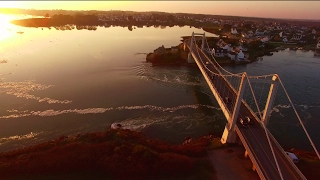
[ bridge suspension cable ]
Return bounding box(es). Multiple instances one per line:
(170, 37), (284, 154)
(245, 75), (284, 180)
(190, 36), (244, 115)
(190, 33), (319, 161)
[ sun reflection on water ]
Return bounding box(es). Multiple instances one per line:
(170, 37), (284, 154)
(0, 14), (15, 41)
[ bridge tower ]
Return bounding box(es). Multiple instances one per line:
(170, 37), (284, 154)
(221, 73), (247, 144)
(262, 75), (279, 125)
(187, 32), (196, 63)
(201, 33), (206, 51)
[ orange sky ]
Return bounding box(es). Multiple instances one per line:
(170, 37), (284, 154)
(0, 1), (319, 20)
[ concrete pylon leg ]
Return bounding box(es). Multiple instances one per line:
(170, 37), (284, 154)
(252, 164), (256, 172)
(221, 125), (237, 144)
(201, 33), (205, 50)
(262, 75), (279, 126)
(221, 73), (247, 144)
(187, 53), (195, 63)
(244, 150), (249, 158)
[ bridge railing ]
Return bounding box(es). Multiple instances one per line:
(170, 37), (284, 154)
(235, 126), (267, 180)
(192, 42), (245, 118)
(267, 129), (307, 180)
(189, 43), (233, 117)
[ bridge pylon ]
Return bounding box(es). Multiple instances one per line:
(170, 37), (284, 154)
(221, 73), (247, 144)
(187, 32), (196, 63)
(262, 75), (279, 125)
(201, 33), (205, 51)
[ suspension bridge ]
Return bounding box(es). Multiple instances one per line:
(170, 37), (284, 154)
(183, 32), (320, 180)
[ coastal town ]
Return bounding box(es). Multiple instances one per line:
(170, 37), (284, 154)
(4, 8), (320, 65)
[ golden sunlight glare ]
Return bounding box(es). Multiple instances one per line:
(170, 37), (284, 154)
(0, 14), (15, 41)
(0, 1), (19, 8)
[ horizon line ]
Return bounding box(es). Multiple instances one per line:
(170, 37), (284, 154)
(1, 7), (320, 22)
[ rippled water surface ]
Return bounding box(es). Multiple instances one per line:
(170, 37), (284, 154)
(1, 15), (320, 152)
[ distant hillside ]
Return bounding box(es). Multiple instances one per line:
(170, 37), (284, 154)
(1, 7), (320, 26)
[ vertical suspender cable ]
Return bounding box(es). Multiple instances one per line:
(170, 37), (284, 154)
(246, 75), (284, 180)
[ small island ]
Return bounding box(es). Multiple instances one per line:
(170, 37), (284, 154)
(146, 43), (190, 66)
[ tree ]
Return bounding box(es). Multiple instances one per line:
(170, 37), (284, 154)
(248, 40), (263, 50)
(222, 24), (232, 32)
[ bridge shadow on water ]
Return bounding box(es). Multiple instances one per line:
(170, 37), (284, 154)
(187, 69), (215, 116)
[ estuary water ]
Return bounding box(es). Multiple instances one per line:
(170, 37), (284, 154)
(0, 15), (319, 152)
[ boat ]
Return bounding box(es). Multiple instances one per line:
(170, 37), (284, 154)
(111, 123), (123, 130)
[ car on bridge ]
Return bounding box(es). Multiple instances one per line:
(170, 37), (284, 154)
(285, 151), (299, 163)
(239, 117), (249, 128)
(245, 116), (254, 125)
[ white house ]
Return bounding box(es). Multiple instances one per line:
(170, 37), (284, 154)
(222, 44), (232, 52)
(236, 50), (245, 61)
(231, 27), (238, 35)
(213, 48), (228, 57)
(279, 31), (283, 38)
(312, 29), (317, 35)
(283, 37), (288, 43)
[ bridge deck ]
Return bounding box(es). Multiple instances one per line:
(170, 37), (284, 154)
(186, 39), (306, 180)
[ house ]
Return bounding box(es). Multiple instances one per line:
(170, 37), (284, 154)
(228, 51), (237, 60)
(283, 37), (288, 43)
(212, 47), (228, 57)
(216, 39), (224, 47)
(216, 39), (232, 52)
(291, 34), (303, 41)
(222, 44), (232, 52)
(279, 31), (283, 38)
(312, 29), (317, 34)
(255, 29), (265, 36)
(317, 41), (320, 49)
(170, 46), (179, 52)
(236, 50), (245, 61)
(231, 27), (238, 35)
(260, 36), (269, 43)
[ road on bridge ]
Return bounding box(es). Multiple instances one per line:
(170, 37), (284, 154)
(187, 39), (306, 180)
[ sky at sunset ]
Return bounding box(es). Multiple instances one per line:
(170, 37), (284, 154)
(0, 1), (319, 20)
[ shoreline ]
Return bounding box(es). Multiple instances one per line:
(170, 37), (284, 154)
(0, 128), (318, 179)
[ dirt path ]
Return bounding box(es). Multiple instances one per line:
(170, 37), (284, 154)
(208, 146), (260, 180)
